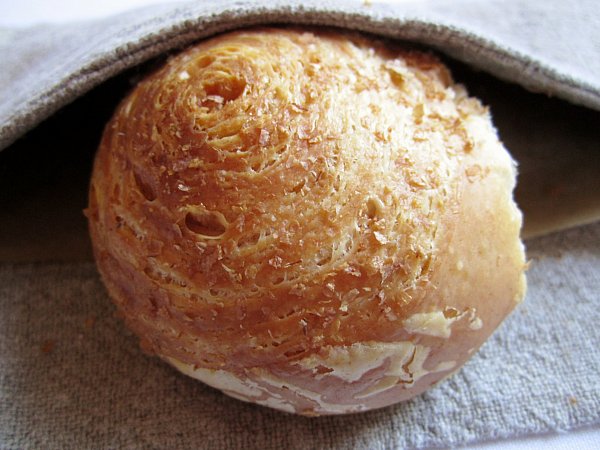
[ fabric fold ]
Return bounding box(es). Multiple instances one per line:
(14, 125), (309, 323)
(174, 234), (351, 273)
(1, 0), (599, 150)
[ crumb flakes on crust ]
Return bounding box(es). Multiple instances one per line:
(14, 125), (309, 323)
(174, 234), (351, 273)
(88, 27), (526, 413)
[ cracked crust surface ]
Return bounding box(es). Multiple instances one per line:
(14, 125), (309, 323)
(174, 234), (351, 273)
(87, 28), (526, 415)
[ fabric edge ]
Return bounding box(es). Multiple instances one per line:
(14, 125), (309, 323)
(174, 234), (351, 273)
(1, 2), (599, 151)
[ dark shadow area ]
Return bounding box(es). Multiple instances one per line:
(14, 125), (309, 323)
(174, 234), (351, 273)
(446, 60), (600, 238)
(0, 57), (165, 262)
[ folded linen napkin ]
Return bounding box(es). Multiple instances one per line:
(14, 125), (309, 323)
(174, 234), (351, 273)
(0, 1), (599, 448)
(1, 0), (599, 151)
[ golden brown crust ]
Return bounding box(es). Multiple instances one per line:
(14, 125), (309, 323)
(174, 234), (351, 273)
(87, 27), (526, 414)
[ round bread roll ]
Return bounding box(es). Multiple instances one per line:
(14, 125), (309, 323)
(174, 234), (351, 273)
(87, 28), (526, 415)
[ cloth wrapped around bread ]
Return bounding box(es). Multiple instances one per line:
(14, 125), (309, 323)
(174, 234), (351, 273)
(87, 28), (527, 415)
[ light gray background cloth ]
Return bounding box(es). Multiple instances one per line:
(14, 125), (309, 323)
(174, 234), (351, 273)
(1, 223), (599, 449)
(1, 1), (599, 448)
(1, 0), (600, 150)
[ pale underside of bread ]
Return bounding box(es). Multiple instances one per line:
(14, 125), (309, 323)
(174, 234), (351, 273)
(87, 28), (526, 415)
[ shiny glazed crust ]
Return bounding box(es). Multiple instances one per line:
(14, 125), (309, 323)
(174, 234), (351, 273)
(87, 28), (527, 415)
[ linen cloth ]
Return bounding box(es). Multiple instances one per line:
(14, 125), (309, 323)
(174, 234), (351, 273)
(1, 0), (600, 150)
(1, 223), (599, 449)
(0, 1), (599, 448)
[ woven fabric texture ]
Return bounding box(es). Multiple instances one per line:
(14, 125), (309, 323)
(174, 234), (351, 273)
(1, 0), (600, 150)
(1, 223), (599, 449)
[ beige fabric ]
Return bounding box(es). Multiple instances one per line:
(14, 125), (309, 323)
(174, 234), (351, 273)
(1, 0), (600, 150)
(1, 222), (599, 448)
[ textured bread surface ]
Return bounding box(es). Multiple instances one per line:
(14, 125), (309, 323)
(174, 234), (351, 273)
(87, 28), (527, 415)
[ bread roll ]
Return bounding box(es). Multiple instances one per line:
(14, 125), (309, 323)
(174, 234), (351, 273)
(87, 28), (527, 415)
